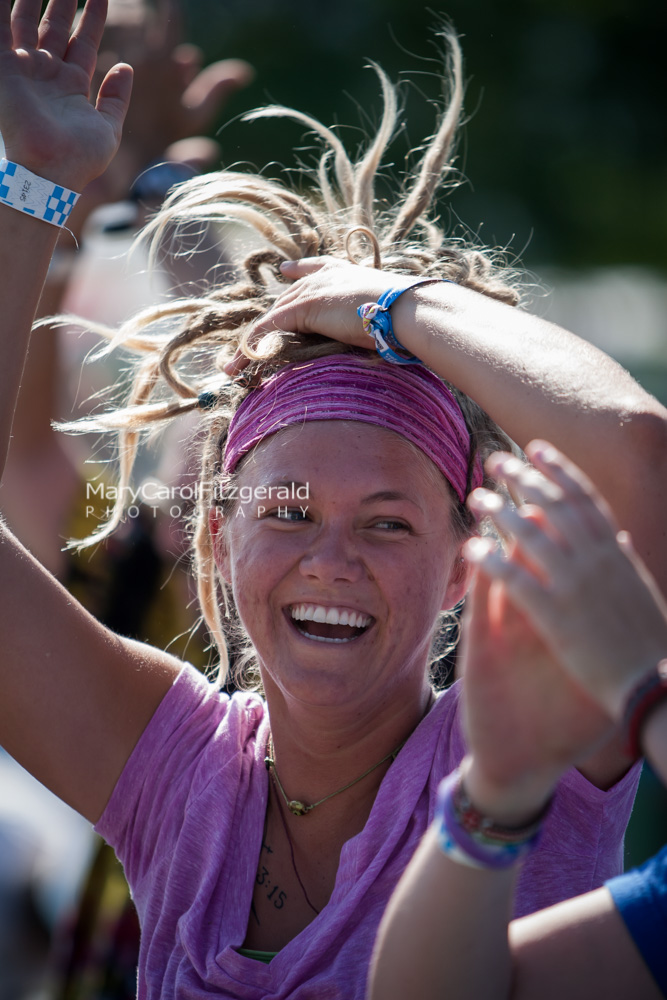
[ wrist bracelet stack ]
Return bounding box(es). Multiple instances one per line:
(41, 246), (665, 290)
(0, 158), (80, 229)
(357, 278), (448, 365)
(434, 768), (550, 870)
(623, 659), (667, 759)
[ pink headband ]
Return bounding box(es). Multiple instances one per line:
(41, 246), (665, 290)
(223, 355), (481, 502)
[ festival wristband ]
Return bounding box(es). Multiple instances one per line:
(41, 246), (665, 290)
(434, 768), (549, 870)
(357, 278), (449, 365)
(0, 158), (80, 229)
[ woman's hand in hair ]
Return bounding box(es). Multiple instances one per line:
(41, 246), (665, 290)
(223, 257), (416, 376)
(0, 0), (133, 190)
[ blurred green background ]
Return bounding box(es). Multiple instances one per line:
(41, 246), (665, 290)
(185, 0), (667, 273)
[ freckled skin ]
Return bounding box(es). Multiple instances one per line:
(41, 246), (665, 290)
(213, 421), (469, 712)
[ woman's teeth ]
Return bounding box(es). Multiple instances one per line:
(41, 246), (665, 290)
(291, 605), (371, 628)
(290, 604), (372, 643)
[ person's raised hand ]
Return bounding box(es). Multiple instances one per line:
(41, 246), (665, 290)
(0, 0), (132, 190)
(97, 0), (253, 171)
(465, 441), (667, 719)
(458, 561), (615, 826)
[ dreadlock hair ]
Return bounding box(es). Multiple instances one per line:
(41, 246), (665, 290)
(56, 28), (520, 689)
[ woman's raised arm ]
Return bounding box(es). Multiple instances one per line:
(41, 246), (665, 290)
(0, 0), (179, 823)
(248, 258), (667, 596)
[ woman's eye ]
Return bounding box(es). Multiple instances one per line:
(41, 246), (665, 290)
(372, 519), (410, 532)
(270, 507), (309, 522)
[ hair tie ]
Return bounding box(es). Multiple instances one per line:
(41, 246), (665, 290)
(198, 390), (221, 411)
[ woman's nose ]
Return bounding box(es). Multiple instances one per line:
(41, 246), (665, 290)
(298, 524), (366, 583)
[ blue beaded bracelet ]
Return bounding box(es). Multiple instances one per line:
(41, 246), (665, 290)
(357, 278), (448, 365)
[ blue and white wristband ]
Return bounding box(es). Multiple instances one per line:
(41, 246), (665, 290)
(0, 158), (80, 229)
(357, 278), (448, 365)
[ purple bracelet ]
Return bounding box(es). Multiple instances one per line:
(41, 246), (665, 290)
(435, 770), (546, 871)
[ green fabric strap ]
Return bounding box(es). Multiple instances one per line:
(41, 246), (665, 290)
(237, 946), (279, 964)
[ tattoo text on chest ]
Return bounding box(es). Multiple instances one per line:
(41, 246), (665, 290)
(255, 840), (287, 910)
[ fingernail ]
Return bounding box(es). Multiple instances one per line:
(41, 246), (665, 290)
(469, 490), (504, 513)
(496, 456), (524, 475)
(464, 536), (495, 561)
(536, 446), (558, 462)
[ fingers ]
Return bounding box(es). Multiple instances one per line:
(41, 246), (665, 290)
(37, 0), (78, 58)
(465, 440), (631, 624)
(464, 535), (543, 596)
(222, 269), (305, 375)
(481, 445), (617, 548)
(280, 257), (337, 279)
(95, 62), (133, 135)
(10, 0), (41, 50)
(468, 484), (587, 586)
(64, 0), (108, 77)
(484, 452), (561, 508)
(222, 349), (250, 378)
(458, 561), (491, 664)
(463, 533), (560, 647)
(180, 58), (254, 134)
(526, 440), (618, 530)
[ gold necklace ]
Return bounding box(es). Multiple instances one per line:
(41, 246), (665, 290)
(264, 736), (405, 816)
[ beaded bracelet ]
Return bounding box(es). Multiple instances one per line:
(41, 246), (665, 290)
(623, 659), (667, 759)
(357, 278), (448, 365)
(0, 158), (80, 229)
(434, 769), (549, 870)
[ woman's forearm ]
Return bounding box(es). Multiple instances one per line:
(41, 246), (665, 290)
(393, 280), (665, 449)
(253, 260), (667, 591)
(369, 826), (516, 1000)
(0, 207), (59, 481)
(391, 280), (667, 592)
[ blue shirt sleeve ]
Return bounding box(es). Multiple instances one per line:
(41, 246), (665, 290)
(606, 845), (667, 997)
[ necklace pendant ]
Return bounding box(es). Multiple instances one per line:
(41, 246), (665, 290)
(288, 799), (309, 816)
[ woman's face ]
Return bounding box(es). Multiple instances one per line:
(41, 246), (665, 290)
(212, 421), (469, 709)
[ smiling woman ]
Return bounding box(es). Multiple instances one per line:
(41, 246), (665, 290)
(215, 416), (467, 718)
(207, 353), (478, 693)
(2, 3), (667, 998)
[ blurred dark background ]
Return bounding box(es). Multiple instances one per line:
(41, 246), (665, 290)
(183, 0), (666, 273)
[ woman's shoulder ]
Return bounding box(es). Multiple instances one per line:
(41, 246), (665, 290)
(146, 661), (266, 756)
(96, 663), (266, 839)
